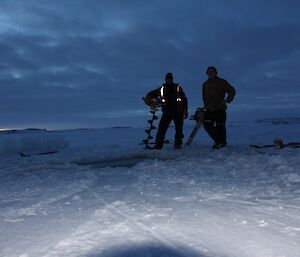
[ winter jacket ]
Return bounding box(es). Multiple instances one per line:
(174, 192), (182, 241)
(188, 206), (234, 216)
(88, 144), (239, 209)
(146, 83), (188, 114)
(202, 76), (235, 112)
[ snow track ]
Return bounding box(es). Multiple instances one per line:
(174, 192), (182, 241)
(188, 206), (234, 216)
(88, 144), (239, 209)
(46, 200), (203, 257)
(0, 126), (300, 257)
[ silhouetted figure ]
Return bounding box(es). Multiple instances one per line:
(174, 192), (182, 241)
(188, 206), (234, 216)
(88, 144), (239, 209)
(145, 73), (188, 149)
(202, 66), (236, 149)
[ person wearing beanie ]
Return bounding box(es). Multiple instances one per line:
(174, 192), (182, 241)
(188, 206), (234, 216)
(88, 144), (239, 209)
(202, 66), (236, 149)
(145, 72), (188, 149)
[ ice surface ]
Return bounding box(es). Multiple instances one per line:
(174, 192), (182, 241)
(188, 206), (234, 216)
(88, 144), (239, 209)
(0, 122), (299, 257)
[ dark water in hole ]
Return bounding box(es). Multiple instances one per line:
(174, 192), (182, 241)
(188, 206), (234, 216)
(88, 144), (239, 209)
(79, 156), (155, 169)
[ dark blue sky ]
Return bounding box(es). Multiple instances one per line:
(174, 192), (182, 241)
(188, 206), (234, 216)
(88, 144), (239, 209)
(1, 0), (300, 129)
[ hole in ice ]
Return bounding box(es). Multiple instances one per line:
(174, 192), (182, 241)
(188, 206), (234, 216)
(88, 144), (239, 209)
(91, 157), (154, 168)
(76, 155), (159, 169)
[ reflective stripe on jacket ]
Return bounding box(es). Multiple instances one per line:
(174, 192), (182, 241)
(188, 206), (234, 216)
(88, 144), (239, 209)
(146, 83), (188, 113)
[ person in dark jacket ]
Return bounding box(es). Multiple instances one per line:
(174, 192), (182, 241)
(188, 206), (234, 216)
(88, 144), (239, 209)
(202, 66), (236, 149)
(145, 72), (188, 149)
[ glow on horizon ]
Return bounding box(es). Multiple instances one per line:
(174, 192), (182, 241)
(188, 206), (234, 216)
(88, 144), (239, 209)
(0, 128), (14, 131)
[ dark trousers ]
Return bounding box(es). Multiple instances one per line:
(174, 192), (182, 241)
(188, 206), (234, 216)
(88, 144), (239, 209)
(156, 112), (184, 148)
(203, 110), (227, 145)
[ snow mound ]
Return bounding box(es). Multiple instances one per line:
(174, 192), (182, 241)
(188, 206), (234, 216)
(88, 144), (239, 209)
(0, 133), (68, 155)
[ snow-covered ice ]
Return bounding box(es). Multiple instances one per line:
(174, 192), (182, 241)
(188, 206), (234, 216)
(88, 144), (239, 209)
(0, 119), (300, 257)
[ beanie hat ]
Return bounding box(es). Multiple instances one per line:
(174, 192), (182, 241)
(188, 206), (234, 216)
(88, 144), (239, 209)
(206, 66), (218, 74)
(165, 72), (173, 81)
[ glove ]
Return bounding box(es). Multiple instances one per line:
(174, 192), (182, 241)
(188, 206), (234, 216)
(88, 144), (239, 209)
(184, 112), (188, 119)
(142, 97), (150, 106)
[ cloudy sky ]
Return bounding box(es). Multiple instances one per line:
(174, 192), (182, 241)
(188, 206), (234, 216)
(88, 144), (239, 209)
(1, 0), (300, 129)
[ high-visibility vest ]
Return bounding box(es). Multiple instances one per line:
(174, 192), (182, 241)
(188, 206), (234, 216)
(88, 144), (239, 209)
(160, 85), (182, 104)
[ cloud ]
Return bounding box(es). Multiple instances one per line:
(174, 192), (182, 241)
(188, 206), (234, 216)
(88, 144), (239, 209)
(0, 0), (299, 128)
